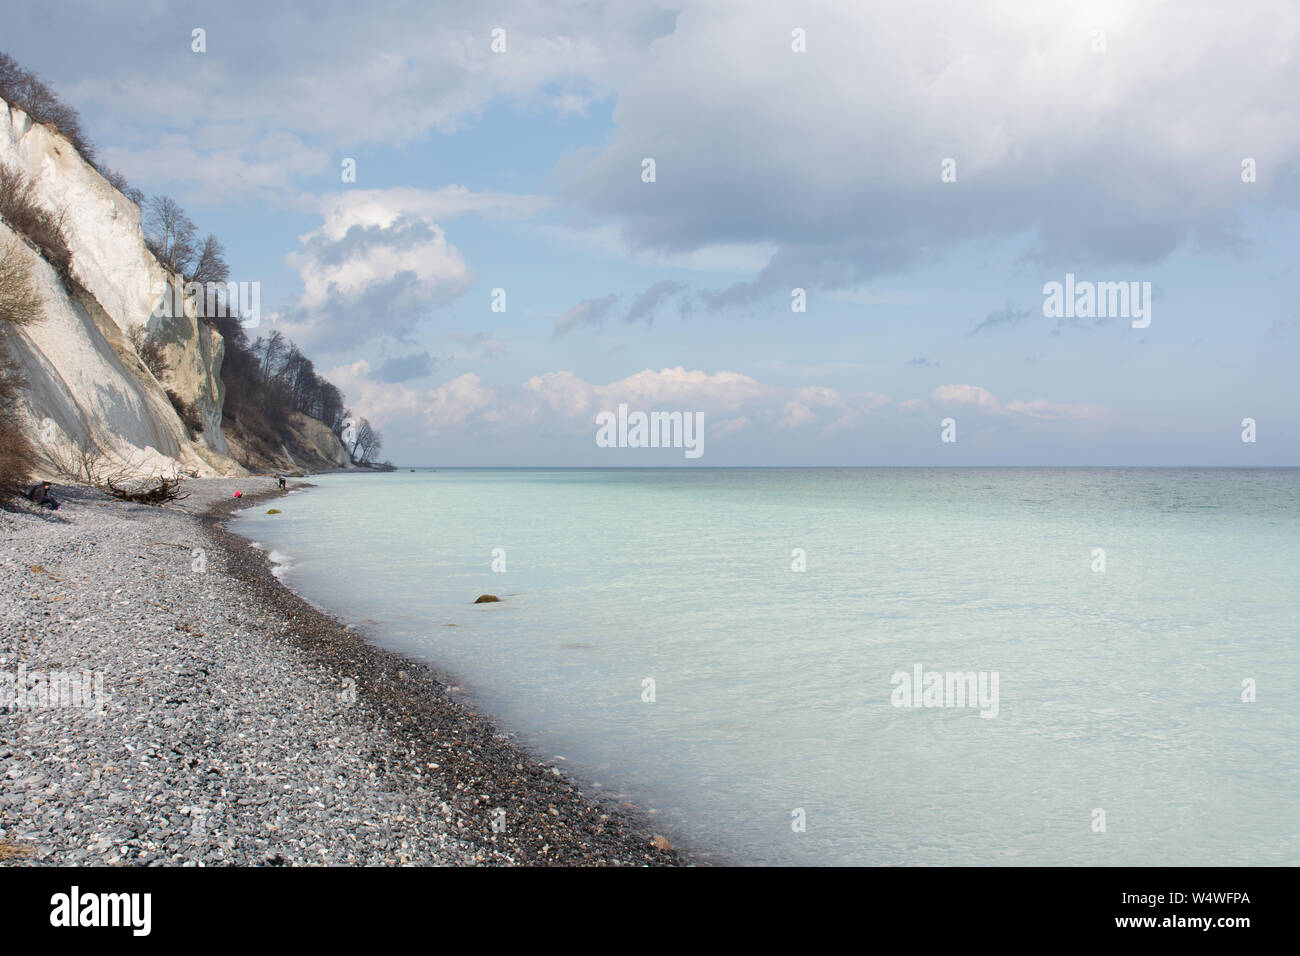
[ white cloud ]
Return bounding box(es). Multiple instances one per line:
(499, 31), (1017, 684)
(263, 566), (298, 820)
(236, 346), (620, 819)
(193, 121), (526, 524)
(553, 294), (620, 336)
(312, 186), (549, 241)
(64, 1), (678, 196)
(328, 360), (1112, 460)
(290, 219), (470, 313)
(328, 362), (498, 435)
(933, 384), (1103, 421)
(709, 416), (751, 440)
(426, 372), (499, 431)
(278, 186), (547, 352)
(565, 0), (1300, 291)
(100, 130), (330, 203)
(533, 222), (778, 274)
(522, 370), (594, 417)
(778, 402), (817, 429)
(932, 384), (1000, 409)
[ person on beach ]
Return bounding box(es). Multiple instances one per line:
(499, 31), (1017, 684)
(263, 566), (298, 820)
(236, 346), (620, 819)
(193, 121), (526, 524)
(277, 475), (286, 490)
(26, 481), (60, 510)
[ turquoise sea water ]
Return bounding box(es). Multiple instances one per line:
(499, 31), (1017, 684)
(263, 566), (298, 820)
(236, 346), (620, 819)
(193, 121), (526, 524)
(235, 468), (1300, 865)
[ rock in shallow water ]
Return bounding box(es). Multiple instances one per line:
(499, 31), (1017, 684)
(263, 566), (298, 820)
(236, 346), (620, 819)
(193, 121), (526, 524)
(0, 478), (679, 868)
(473, 594), (501, 604)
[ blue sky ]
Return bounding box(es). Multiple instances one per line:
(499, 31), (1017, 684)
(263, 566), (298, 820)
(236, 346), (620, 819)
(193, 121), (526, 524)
(6, 0), (1299, 464)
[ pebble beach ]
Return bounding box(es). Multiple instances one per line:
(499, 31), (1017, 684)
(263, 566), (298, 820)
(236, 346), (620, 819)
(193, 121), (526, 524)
(0, 477), (681, 866)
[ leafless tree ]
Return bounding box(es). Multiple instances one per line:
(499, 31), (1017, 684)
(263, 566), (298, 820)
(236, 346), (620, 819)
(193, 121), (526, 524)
(143, 196), (198, 276)
(349, 418), (383, 465)
(0, 166), (72, 274)
(0, 343), (35, 499)
(0, 237), (43, 326)
(128, 325), (167, 378)
(50, 434), (188, 503)
(278, 345), (317, 411)
(347, 418), (372, 462)
(190, 233), (228, 285)
(362, 428), (383, 465)
(0, 51), (95, 164)
(252, 330), (286, 385)
(0, 242), (42, 497)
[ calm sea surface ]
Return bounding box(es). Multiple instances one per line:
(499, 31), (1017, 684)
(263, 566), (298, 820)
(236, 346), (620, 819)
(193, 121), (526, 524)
(235, 468), (1300, 865)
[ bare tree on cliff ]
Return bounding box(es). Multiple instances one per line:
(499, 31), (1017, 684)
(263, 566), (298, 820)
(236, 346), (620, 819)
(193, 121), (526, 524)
(347, 418), (371, 461)
(358, 425), (383, 465)
(137, 189), (354, 466)
(347, 418), (383, 464)
(0, 236), (42, 497)
(1, 51), (141, 204)
(254, 330), (287, 386)
(0, 51), (94, 164)
(189, 234), (228, 286)
(332, 403), (352, 440)
(316, 382), (347, 435)
(143, 196), (200, 276)
(278, 345), (316, 411)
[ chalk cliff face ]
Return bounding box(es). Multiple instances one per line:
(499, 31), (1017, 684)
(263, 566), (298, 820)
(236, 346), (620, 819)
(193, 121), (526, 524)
(1, 221), (193, 475)
(0, 97), (348, 479)
(287, 412), (353, 470)
(0, 96), (237, 477)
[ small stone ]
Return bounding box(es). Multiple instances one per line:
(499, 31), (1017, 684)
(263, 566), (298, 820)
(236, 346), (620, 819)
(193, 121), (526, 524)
(473, 594), (501, 604)
(650, 834), (672, 852)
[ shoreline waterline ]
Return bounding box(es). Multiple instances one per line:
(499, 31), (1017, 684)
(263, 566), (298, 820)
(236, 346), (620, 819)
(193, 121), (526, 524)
(202, 481), (695, 865)
(0, 477), (687, 867)
(233, 467), (1300, 866)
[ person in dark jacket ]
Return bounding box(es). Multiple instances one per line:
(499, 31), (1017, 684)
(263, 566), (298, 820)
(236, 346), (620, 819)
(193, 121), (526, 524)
(26, 481), (60, 510)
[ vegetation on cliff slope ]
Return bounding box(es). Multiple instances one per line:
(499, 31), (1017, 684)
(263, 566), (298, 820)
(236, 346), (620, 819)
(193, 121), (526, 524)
(0, 236), (41, 498)
(1, 49), (371, 474)
(0, 50), (141, 204)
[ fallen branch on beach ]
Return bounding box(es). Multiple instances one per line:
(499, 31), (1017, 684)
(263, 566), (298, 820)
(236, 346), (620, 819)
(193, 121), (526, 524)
(49, 437), (189, 504)
(102, 474), (190, 504)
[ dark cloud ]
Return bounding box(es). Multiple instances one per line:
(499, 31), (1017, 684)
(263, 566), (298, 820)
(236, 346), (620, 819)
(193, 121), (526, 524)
(278, 211), (475, 356)
(562, 4), (1300, 301)
(695, 239), (919, 313)
(624, 279), (686, 325)
(375, 351), (435, 382)
(447, 331), (507, 358)
(553, 293), (619, 336)
(970, 306), (1032, 336)
(306, 216), (443, 266)
(279, 269), (443, 356)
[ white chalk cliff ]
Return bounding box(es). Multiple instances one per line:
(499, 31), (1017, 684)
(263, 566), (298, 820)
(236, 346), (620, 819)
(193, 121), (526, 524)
(0, 95), (337, 479)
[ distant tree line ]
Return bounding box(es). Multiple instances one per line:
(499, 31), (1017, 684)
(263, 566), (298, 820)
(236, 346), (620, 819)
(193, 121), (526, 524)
(141, 195), (228, 284)
(138, 196), (359, 461)
(137, 191), (383, 464)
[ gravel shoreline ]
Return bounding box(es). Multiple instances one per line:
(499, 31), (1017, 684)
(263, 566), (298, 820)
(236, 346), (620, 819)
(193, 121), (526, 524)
(0, 477), (683, 866)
